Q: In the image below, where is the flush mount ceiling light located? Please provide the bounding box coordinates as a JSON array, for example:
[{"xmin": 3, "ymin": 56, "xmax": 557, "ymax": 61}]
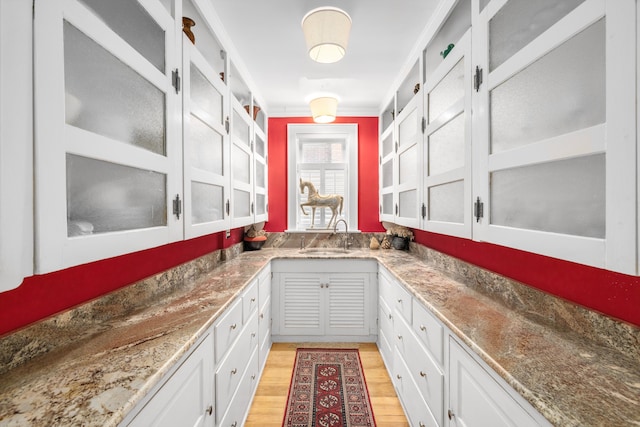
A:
[
  {"xmin": 309, "ymin": 96, "xmax": 338, "ymax": 123},
  {"xmin": 301, "ymin": 7, "xmax": 352, "ymax": 64}
]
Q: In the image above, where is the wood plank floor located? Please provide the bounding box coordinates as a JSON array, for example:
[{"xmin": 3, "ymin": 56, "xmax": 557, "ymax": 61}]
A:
[{"xmin": 245, "ymin": 342, "xmax": 409, "ymax": 427}]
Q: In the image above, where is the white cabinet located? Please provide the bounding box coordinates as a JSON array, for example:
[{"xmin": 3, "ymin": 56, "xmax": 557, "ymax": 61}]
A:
[
  {"xmin": 448, "ymin": 337, "xmax": 550, "ymax": 427},
  {"xmin": 213, "ymin": 274, "xmax": 263, "ymax": 427},
  {"xmin": 272, "ymin": 259, "xmax": 378, "ymax": 341},
  {"xmin": 377, "ymin": 266, "xmax": 550, "ymax": 427},
  {"xmin": 257, "ymin": 266, "xmax": 272, "ymax": 370},
  {"xmin": 125, "ymin": 333, "xmax": 214, "ymax": 427},
  {"xmin": 30, "ymin": 0, "xmax": 269, "ymax": 275},
  {"xmin": 381, "ymin": 0, "xmax": 639, "ymax": 275}
]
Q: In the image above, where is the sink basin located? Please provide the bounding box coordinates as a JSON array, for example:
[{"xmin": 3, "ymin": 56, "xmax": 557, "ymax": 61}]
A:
[{"xmin": 299, "ymin": 248, "xmax": 348, "ymax": 255}]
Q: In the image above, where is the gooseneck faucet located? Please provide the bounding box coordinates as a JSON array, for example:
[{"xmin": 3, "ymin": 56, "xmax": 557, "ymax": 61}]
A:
[{"xmin": 333, "ymin": 219, "xmax": 349, "ymax": 250}]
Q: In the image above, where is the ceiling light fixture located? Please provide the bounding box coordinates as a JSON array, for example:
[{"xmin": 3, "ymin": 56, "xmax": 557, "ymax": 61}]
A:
[
  {"xmin": 301, "ymin": 7, "xmax": 352, "ymax": 64},
  {"xmin": 309, "ymin": 96, "xmax": 338, "ymax": 123}
]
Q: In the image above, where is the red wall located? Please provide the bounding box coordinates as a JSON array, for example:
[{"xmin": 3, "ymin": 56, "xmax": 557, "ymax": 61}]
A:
[
  {"xmin": 0, "ymin": 228, "xmax": 244, "ymax": 336},
  {"xmin": 266, "ymin": 117, "xmax": 385, "ymax": 233}
]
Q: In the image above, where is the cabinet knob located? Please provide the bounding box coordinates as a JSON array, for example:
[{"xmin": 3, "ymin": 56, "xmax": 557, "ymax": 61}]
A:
[
  {"xmin": 251, "ymin": 297, "xmax": 256, "ymax": 302},
  {"xmin": 231, "ymin": 368, "xmax": 238, "ymax": 375},
  {"xmin": 231, "ymin": 422, "xmax": 238, "ymax": 427},
  {"xmin": 251, "ymin": 374, "xmax": 256, "ymax": 380},
  {"xmin": 396, "ymin": 374, "xmax": 402, "ymax": 379},
  {"xmin": 230, "ymin": 323, "xmax": 237, "ymax": 330},
  {"xmin": 251, "ymin": 332, "xmax": 256, "ymax": 338},
  {"xmin": 448, "ymin": 409, "xmax": 455, "ymax": 420},
  {"xmin": 397, "ymin": 298, "xmax": 402, "ymax": 303},
  {"xmin": 397, "ymin": 335, "xmax": 403, "ymax": 340},
  {"xmin": 260, "ymin": 313, "xmax": 264, "ymax": 318},
  {"xmin": 420, "ymin": 325, "xmax": 426, "ymax": 331},
  {"xmin": 388, "ymin": 314, "xmax": 392, "ymax": 320},
  {"xmin": 419, "ymin": 423, "xmax": 425, "ymax": 427},
  {"xmin": 420, "ymin": 371, "xmax": 427, "ymax": 377},
  {"xmin": 206, "ymin": 405, "xmax": 213, "ymax": 416}
]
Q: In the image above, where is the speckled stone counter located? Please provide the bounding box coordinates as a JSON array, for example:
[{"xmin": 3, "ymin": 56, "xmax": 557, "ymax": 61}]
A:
[{"xmin": 1, "ymin": 242, "xmax": 639, "ymax": 426}]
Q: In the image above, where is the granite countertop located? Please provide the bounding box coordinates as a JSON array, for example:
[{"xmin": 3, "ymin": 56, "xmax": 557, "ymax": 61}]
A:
[{"xmin": 0, "ymin": 247, "xmax": 639, "ymax": 426}]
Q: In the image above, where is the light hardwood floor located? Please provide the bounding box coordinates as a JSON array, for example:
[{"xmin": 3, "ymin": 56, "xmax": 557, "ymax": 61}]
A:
[{"xmin": 245, "ymin": 342, "xmax": 409, "ymax": 427}]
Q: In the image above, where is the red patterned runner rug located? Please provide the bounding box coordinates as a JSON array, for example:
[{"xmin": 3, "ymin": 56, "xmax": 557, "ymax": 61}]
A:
[{"xmin": 283, "ymin": 348, "xmax": 376, "ymax": 427}]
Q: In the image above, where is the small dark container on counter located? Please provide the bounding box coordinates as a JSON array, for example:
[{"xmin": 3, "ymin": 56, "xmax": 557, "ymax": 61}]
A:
[
  {"xmin": 391, "ymin": 236, "xmax": 409, "ymax": 250},
  {"xmin": 244, "ymin": 236, "xmax": 266, "ymax": 251}
]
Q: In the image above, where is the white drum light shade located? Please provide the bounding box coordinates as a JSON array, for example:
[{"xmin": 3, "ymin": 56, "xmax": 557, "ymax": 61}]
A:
[
  {"xmin": 309, "ymin": 97, "xmax": 338, "ymax": 123},
  {"xmin": 302, "ymin": 7, "xmax": 352, "ymax": 63}
]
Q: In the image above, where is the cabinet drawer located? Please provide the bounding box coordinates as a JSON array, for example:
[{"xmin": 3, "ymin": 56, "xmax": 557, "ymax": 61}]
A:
[
  {"xmin": 394, "ymin": 283, "xmax": 412, "ymax": 322},
  {"xmin": 378, "ymin": 267, "xmax": 396, "ymax": 305},
  {"xmin": 412, "ymin": 299, "xmax": 444, "ymax": 366},
  {"xmin": 214, "ymin": 299, "xmax": 243, "ymax": 363},
  {"xmin": 393, "ymin": 348, "xmax": 439, "ymax": 427},
  {"xmin": 215, "ymin": 313, "xmax": 259, "ymax": 423},
  {"xmin": 396, "ymin": 315, "xmax": 444, "ymax": 426},
  {"xmin": 243, "ymin": 279, "xmax": 259, "ymax": 324},
  {"xmin": 219, "ymin": 347, "xmax": 260, "ymax": 427}
]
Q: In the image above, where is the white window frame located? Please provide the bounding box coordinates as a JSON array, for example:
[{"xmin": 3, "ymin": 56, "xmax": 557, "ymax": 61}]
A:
[{"xmin": 287, "ymin": 124, "xmax": 358, "ymax": 231}]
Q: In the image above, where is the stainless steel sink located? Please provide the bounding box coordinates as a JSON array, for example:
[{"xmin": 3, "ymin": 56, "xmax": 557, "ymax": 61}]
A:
[{"xmin": 299, "ymin": 247, "xmax": 348, "ymax": 255}]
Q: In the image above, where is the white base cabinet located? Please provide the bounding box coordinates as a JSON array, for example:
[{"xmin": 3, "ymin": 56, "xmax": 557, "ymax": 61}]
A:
[
  {"xmin": 125, "ymin": 333, "xmax": 214, "ymax": 427},
  {"xmin": 377, "ymin": 266, "xmax": 551, "ymax": 427},
  {"xmin": 272, "ymin": 259, "xmax": 378, "ymax": 342}
]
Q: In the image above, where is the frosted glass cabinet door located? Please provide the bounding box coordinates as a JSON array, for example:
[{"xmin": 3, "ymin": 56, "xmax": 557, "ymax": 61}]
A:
[
  {"xmin": 230, "ymin": 99, "xmax": 255, "ymax": 228},
  {"xmin": 423, "ymin": 30, "xmax": 472, "ymax": 238},
  {"xmin": 474, "ymin": 0, "xmax": 637, "ymax": 273},
  {"xmin": 183, "ymin": 40, "xmax": 230, "ymax": 238},
  {"xmin": 378, "ymin": 126, "xmax": 395, "ymax": 223},
  {"xmin": 394, "ymin": 96, "xmax": 421, "ymax": 228},
  {"xmin": 34, "ymin": 0, "xmax": 180, "ymax": 273},
  {"xmin": 254, "ymin": 126, "xmax": 268, "ymax": 223}
]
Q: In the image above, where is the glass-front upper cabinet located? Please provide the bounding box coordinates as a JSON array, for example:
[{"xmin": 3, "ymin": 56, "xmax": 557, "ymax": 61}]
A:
[
  {"xmin": 182, "ymin": 34, "xmax": 230, "ymax": 238},
  {"xmin": 230, "ymin": 97, "xmax": 255, "ymax": 228},
  {"xmin": 34, "ymin": 0, "xmax": 181, "ymax": 273},
  {"xmin": 394, "ymin": 95, "xmax": 422, "ymax": 228},
  {"xmin": 422, "ymin": 29, "xmax": 472, "ymax": 238},
  {"xmin": 253, "ymin": 117, "xmax": 269, "ymax": 223},
  {"xmin": 472, "ymin": 0, "xmax": 636, "ymax": 273}
]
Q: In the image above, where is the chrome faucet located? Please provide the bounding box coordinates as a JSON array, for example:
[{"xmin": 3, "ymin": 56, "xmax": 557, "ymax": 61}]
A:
[{"xmin": 333, "ymin": 219, "xmax": 349, "ymax": 250}]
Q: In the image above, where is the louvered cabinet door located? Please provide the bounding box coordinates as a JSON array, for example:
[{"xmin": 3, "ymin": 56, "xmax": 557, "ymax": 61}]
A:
[
  {"xmin": 325, "ymin": 273, "xmax": 371, "ymax": 336},
  {"xmin": 279, "ymin": 274, "xmax": 323, "ymax": 336}
]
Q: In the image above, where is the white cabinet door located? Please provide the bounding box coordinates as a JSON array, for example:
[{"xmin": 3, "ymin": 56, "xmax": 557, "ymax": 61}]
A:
[
  {"xmin": 126, "ymin": 334, "xmax": 214, "ymax": 427},
  {"xmin": 472, "ymin": 0, "xmax": 637, "ymax": 273},
  {"xmin": 448, "ymin": 338, "xmax": 546, "ymax": 427},
  {"xmin": 325, "ymin": 273, "xmax": 372, "ymax": 336},
  {"xmin": 182, "ymin": 38, "xmax": 231, "ymax": 239},
  {"xmin": 230, "ymin": 97, "xmax": 255, "ymax": 228},
  {"xmin": 34, "ymin": 0, "xmax": 182, "ymax": 273},
  {"xmin": 277, "ymin": 272, "xmax": 323, "ymax": 336},
  {"xmin": 0, "ymin": 0, "xmax": 33, "ymax": 292},
  {"xmin": 253, "ymin": 124, "xmax": 269, "ymax": 223}
]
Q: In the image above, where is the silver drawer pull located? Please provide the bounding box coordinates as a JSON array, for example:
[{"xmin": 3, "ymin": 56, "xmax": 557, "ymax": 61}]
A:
[
  {"xmin": 251, "ymin": 332, "xmax": 256, "ymax": 337},
  {"xmin": 397, "ymin": 335, "xmax": 403, "ymax": 340},
  {"xmin": 420, "ymin": 371, "xmax": 427, "ymax": 377},
  {"xmin": 231, "ymin": 422, "xmax": 238, "ymax": 427},
  {"xmin": 251, "ymin": 297, "xmax": 256, "ymax": 302},
  {"xmin": 396, "ymin": 374, "xmax": 402, "ymax": 379},
  {"xmin": 206, "ymin": 405, "xmax": 212, "ymax": 416},
  {"xmin": 230, "ymin": 323, "xmax": 237, "ymax": 329},
  {"xmin": 420, "ymin": 325, "xmax": 426, "ymax": 331},
  {"xmin": 251, "ymin": 374, "xmax": 256, "ymax": 380},
  {"xmin": 231, "ymin": 368, "xmax": 238, "ymax": 375},
  {"xmin": 419, "ymin": 423, "xmax": 425, "ymax": 427},
  {"xmin": 397, "ymin": 299, "xmax": 402, "ymax": 303}
]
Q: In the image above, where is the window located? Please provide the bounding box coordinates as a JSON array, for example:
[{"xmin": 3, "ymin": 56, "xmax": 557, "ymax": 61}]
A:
[{"xmin": 287, "ymin": 124, "xmax": 358, "ymax": 231}]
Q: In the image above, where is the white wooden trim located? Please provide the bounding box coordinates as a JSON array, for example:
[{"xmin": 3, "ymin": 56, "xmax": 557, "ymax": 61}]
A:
[
  {"xmin": 487, "ymin": 125, "xmax": 606, "ymax": 172},
  {"xmin": 287, "ymin": 124, "xmax": 359, "ymax": 231}
]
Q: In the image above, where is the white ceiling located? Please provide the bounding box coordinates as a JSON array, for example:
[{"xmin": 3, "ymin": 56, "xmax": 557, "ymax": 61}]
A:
[{"xmin": 208, "ymin": 0, "xmax": 440, "ymax": 117}]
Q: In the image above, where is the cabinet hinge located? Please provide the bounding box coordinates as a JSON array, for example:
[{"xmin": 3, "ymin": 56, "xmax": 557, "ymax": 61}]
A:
[
  {"xmin": 421, "ymin": 203, "xmax": 426, "ymax": 219},
  {"xmin": 251, "ymin": 141, "xmax": 254, "ymax": 152},
  {"xmin": 395, "ymin": 142, "xmax": 398, "ymax": 153},
  {"xmin": 251, "ymin": 202, "xmax": 254, "ymax": 214},
  {"xmin": 225, "ymin": 199, "xmax": 230, "ymax": 215},
  {"xmin": 474, "ymin": 196, "xmax": 484, "ymax": 222},
  {"xmin": 395, "ymin": 203, "xmax": 399, "ymax": 215},
  {"xmin": 379, "ymin": 204, "xmax": 382, "ymax": 214},
  {"xmin": 473, "ymin": 66, "xmax": 483, "ymax": 92},
  {"xmin": 225, "ymin": 116, "xmax": 230, "ymax": 134},
  {"xmin": 379, "ymin": 155, "xmax": 382, "ymax": 165},
  {"xmin": 421, "ymin": 117, "xmax": 426, "ymax": 134},
  {"xmin": 172, "ymin": 69, "xmax": 181, "ymax": 94},
  {"xmin": 172, "ymin": 194, "xmax": 182, "ymax": 219}
]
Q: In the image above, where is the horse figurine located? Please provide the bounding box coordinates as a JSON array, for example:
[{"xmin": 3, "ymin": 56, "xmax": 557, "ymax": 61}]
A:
[{"xmin": 299, "ymin": 178, "xmax": 344, "ymax": 229}]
